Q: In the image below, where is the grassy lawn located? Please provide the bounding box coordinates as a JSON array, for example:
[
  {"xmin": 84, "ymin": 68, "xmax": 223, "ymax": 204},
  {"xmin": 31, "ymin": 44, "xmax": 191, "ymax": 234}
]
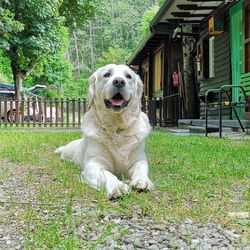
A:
[{"xmin": 0, "ymin": 130, "xmax": 249, "ymax": 248}]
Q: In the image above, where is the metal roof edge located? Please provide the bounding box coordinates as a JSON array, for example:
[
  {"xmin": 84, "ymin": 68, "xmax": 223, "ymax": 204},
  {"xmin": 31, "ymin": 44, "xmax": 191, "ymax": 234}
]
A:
[
  {"xmin": 126, "ymin": 31, "xmax": 154, "ymax": 65},
  {"xmin": 150, "ymin": 0, "xmax": 175, "ymax": 29}
]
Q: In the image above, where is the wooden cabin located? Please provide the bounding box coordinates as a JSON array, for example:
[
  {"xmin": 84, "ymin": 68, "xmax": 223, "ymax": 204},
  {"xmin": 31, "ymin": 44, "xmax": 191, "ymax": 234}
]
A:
[{"xmin": 128, "ymin": 0, "xmax": 250, "ymax": 130}]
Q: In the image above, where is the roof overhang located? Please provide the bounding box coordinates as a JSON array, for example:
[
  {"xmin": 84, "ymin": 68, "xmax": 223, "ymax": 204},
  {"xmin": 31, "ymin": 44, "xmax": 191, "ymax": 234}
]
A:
[
  {"xmin": 127, "ymin": 26, "xmax": 171, "ymax": 65},
  {"xmin": 128, "ymin": 0, "xmax": 225, "ymax": 66},
  {"xmin": 151, "ymin": 0, "xmax": 224, "ymax": 26}
]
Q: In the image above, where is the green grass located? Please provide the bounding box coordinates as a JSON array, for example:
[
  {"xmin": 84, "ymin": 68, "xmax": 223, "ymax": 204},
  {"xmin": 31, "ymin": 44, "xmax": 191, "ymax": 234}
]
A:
[{"xmin": 0, "ymin": 130, "xmax": 249, "ymax": 248}]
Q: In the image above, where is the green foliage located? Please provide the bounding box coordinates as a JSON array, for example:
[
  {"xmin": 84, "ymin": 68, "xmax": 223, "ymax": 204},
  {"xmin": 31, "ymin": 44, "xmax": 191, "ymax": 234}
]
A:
[
  {"xmin": 0, "ymin": 0, "xmax": 160, "ymax": 98},
  {"xmin": 0, "ymin": 0, "xmax": 64, "ymax": 72},
  {"xmin": 0, "ymin": 5, "xmax": 24, "ymax": 50},
  {"xmin": 0, "ymin": 49, "xmax": 12, "ymax": 83},
  {"xmin": 96, "ymin": 47, "xmax": 128, "ymax": 68},
  {"xmin": 140, "ymin": 5, "xmax": 160, "ymax": 37},
  {"xmin": 59, "ymin": 0, "xmax": 96, "ymax": 29}
]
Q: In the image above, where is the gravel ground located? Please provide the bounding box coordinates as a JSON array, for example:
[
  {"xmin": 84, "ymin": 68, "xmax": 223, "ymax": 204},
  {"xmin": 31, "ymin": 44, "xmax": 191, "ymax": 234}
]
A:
[{"xmin": 0, "ymin": 161, "xmax": 249, "ymax": 250}]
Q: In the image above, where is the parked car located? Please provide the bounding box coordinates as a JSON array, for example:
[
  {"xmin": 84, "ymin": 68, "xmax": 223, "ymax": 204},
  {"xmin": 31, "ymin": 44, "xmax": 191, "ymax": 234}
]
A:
[
  {"xmin": 0, "ymin": 84, "xmax": 56, "ymax": 123},
  {"xmin": 0, "ymin": 90, "xmax": 16, "ymax": 122}
]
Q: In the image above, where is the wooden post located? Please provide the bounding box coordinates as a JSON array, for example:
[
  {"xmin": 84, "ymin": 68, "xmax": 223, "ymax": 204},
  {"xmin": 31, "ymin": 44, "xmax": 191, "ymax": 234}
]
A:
[
  {"xmin": 50, "ymin": 98, "xmax": 53, "ymax": 127},
  {"xmin": 78, "ymin": 98, "xmax": 81, "ymax": 128},
  {"xmin": 4, "ymin": 97, "xmax": 7, "ymax": 127},
  {"xmin": 66, "ymin": 98, "xmax": 69, "ymax": 129},
  {"xmin": 44, "ymin": 98, "xmax": 47, "ymax": 127},
  {"xmin": 55, "ymin": 99, "xmax": 58, "ymax": 127},
  {"xmin": 27, "ymin": 98, "xmax": 30, "ymax": 127},
  {"xmin": 15, "ymin": 98, "xmax": 19, "ymax": 127},
  {"xmin": 182, "ymin": 24, "xmax": 198, "ymax": 119},
  {"xmin": 61, "ymin": 98, "xmax": 64, "ymax": 127},
  {"xmin": 72, "ymin": 98, "xmax": 75, "ymax": 128}
]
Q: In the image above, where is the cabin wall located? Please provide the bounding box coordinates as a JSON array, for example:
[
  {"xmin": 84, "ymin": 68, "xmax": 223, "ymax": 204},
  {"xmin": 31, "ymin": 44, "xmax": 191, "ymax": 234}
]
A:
[{"xmin": 198, "ymin": 5, "xmax": 232, "ymax": 119}]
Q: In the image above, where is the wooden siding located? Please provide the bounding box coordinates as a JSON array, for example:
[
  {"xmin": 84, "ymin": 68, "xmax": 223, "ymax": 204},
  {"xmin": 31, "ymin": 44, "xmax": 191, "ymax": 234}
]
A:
[{"xmin": 199, "ymin": 6, "xmax": 232, "ymax": 119}]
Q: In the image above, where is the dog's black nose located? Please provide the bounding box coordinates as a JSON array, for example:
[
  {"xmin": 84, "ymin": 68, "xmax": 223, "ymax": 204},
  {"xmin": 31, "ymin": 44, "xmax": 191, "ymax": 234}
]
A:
[{"xmin": 113, "ymin": 77, "xmax": 125, "ymax": 88}]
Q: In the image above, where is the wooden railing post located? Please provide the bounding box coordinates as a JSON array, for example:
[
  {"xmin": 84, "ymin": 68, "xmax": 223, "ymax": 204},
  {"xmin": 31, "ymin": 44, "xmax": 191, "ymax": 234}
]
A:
[
  {"xmin": 61, "ymin": 98, "xmax": 64, "ymax": 127},
  {"xmin": 27, "ymin": 97, "xmax": 30, "ymax": 127},
  {"xmin": 49, "ymin": 98, "xmax": 53, "ymax": 127},
  {"xmin": 66, "ymin": 98, "xmax": 69, "ymax": 129},
  {"xmin": 21, "ymin": 97, "xmax": 24, "ymax": 127},
  {"xmin": 72, "ymin": 98, "xmax": 75, "ymax": 128},
  {"xmin": 78, "ymin": 98, "xmax": 81, "ymax": 128},
  {"xmin": 44, "ymin": 98, "xmax": 47, "ymax": 127},
  {"xmin": 55, "ymin": 98, "xmax": 58, "ymax": 127}
]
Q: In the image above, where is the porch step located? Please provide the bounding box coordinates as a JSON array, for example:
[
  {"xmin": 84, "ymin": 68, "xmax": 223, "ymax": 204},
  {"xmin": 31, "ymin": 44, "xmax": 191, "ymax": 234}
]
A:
[
  {"xmin": 188, "ymin": 125, "xmax": 233, "ymax": 133},
  {"xmin": 179, "ymin": 119, "xmax": 250, "ymax": 128},
  {"xmin": 188, "ymin": 126, "xmax": 218, "ymax": 133}
]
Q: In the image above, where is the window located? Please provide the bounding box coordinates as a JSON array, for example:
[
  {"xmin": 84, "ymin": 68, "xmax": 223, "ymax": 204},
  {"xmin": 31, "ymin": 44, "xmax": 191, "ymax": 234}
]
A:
[
  {"xmin": 203, "ymin": 36, "xmax": 215, "ymax": 79},
  {"xmin": 209, "ymin": 36, "xmax": 215, "ymax": 78},
  {"xmin": 243, "ymin": 1, "xmax": 250, "ymax": 72},
  {"xmin": 153, "ymin": 48, "xmax": 163, "ymax": 92}
]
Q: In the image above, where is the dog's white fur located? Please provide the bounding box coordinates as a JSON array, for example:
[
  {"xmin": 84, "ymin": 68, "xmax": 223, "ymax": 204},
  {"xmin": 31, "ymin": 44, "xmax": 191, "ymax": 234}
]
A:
[{"xmin": 55, "ymin": 64, "xmax": 153, "ymax": 199}]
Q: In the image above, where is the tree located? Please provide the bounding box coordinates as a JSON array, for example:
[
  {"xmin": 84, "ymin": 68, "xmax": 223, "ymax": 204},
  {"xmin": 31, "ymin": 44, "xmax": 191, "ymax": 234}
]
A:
[
  {"xmin": 140, "ymin": 5, "xmax": 160, "ymax": 37},
  {"xmin": 0, "ymin": 0, "xmax": 94, "ymax": 98},
  {"xmin": 67, "ymin": 0, "xmax": 158, "ymax": 79},
  {"xmin": 96, "ymin": 47, "xmax": 128, "ymax": 67}
]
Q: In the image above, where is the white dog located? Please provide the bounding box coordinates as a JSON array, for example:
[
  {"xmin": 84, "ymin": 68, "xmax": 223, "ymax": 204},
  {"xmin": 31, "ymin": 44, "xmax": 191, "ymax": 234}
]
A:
[{"xmin": 55, "ymin": 64, "xmax": 153, "ymax": 199}]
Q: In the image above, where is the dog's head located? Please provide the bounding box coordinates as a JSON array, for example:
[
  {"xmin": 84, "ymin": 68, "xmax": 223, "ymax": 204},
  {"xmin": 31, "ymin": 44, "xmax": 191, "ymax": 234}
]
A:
[{"xmin": 88, "ymin": 64, "xmax": 143, "ymax": 112}]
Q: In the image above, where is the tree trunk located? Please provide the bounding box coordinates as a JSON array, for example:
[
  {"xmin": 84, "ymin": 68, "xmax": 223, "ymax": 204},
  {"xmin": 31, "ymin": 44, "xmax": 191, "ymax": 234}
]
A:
[
  {"xmin": 14, "ymin": 72, "xmax": 24, "ymax": 100},
  {"xmin": 182, "ymin": 24, "xmax": 198, "ymax": 118},
  {"xmin": 89, "ymin": 24, "xmax": 95, "ymax": 71},
  {"xmin": 73, "ymin": 31, "xmax": 80, "ymax": 78},
  {"xmin": 11, "ymin": 60, "xmax": 25, "ymax": 100},
  {"xmin": 9, "ymin": 45, "xmax": 26, "ymax": 99}
]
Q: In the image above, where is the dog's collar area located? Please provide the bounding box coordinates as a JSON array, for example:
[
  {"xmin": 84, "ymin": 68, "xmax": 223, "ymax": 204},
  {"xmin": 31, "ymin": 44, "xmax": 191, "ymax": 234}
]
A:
[{"xmin": 104, "ymin": 93, "xmax": 129, "ymax": 111}]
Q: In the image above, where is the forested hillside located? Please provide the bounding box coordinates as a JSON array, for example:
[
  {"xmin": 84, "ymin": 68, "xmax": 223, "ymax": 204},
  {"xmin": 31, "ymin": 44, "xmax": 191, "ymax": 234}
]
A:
[{"xmin": 0, "ymin": 0, "xmax": 161, "ymax": 98}]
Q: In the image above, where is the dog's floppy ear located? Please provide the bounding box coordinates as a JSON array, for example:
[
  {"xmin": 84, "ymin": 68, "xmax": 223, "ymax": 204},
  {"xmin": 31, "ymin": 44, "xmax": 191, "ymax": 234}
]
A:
[
  {"xmin": 136, "ymin": 74, "xmax": 143, "ymax": 98},
  {"xmin": 88, "ymin": 73, "xmax": 96, "ymax": 106}
]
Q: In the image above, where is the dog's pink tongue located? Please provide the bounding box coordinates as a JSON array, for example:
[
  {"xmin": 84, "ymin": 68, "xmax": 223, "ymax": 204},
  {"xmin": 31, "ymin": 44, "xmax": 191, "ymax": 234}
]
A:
[{"xmin": 110, "ymin": 99, "xmax": 125, "ymax": 106}]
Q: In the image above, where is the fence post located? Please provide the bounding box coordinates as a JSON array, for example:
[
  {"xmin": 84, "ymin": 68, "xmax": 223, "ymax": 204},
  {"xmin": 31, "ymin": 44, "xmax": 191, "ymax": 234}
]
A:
[
  {"xmin": 21, "ymin": 97, "xmax": 24, "ymax": 127},
  {"xmin": 4, "ymin": 97, "xmax": 7, "ymax": 127},
  {"xmin": 10, "ymin": 97, "xmax": 13, "ymax": 126},
  {"xmin": 15, "ymin": 98, "xmax": 19, "ymax": 127},
  {"xmin": 61, "ymin": 98, "xmax": 64, "ymax": 127},
  {"xmin": 27, "ymin": 98, "xmax": 30, "ymax": 127},
  {"xmin": 32, "ymin": 98, "xmax": 36, "ymax": 127},
  {"xmin": 38, "ymin": 97, "xmax": 42, "ymax": 127},
  {"xmin": 78, "ymin": 98, "xmax": 81, "ymax": 128},
  {"xmin": 50, "ymin": 98, "xmax": 53, "ymax": 127},
  {"xmin": 72, "ymin": 98, "xmax": 75, "ymax": 128},
  {"xmin": 83, "ymin": 98, "xmax": 87, "ymax": 113},
  {"xmin": 66, "ymin": 98, "xmax": 69, "ymax": 129},
  {"xmin": 55, "ymin": 98, "xmax": 58, "ymax": 127},
  {"xmin": 44, "ymin": 98, "xmax": 47, "ymax": 127}
]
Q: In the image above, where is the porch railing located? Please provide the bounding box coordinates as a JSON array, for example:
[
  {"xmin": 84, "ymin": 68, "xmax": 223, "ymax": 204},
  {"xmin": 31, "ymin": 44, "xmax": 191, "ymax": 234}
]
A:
[{"xmin": 142, "ymin": 93, "xmax": 184, "ymax": 127}]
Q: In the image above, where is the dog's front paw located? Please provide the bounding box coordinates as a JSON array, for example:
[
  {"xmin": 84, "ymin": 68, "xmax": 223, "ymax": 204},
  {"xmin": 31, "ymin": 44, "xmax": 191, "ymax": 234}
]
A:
[
  {"xmin": 130, "ymin": 178, "xmax": 154, "ymax": 191},
  {"xmin": 106, "ymin": 181, "xmax": 129, "ymax": 199}
]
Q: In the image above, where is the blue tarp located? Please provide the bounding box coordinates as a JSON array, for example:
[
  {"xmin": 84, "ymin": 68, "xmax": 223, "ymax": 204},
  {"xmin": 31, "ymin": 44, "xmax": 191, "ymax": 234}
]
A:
[
  {"xmin": 0, "ymin": 83, "xmax": 39, "ymax": 94},
  {"xmin": 0, "ymin": 83, "xmax": 15, "ymax": 90}
]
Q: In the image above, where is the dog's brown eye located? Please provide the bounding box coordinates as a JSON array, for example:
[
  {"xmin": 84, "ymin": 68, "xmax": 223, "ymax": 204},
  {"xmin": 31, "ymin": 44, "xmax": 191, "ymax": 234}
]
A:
[
  {"xmin": 126, "ymin": 74, "xmax": 132, "ymax": 79},
  {"xmin": 104, "ymin": 72, "xmax": 111, "ymax": 78}
]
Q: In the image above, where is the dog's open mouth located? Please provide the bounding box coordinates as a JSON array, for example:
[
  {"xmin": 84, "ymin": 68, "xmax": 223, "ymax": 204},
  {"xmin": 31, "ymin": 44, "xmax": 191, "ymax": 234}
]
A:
[{"xmin": 104, "ymin": 93, "xmax": 129, "ymax": 111}]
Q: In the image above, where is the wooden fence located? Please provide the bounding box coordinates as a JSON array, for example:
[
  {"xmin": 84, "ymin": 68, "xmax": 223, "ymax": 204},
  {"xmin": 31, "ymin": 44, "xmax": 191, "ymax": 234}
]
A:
[
  {"xmin": 0, "ymin": 95, "xmax": 184, "ymax": 129},
  {"xmin": 0, "ymin": 98, "xmax": 88, "ymax": 128},
  {"xmin": 142, "ymin": 94, "xmax": 185, "ymax": 127}
]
